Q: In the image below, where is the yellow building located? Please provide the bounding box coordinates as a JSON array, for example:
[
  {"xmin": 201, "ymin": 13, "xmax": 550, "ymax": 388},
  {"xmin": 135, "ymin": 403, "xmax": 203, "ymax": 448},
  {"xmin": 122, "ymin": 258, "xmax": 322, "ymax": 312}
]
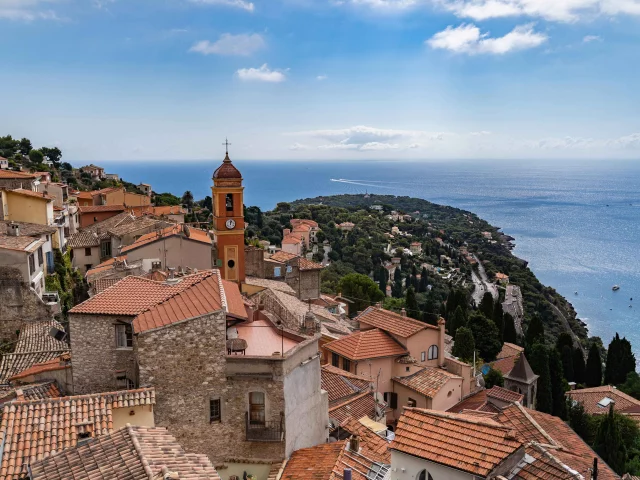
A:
[{"xmin": 0, "ymin": 189, "xmax": 60, "ymax": 247}]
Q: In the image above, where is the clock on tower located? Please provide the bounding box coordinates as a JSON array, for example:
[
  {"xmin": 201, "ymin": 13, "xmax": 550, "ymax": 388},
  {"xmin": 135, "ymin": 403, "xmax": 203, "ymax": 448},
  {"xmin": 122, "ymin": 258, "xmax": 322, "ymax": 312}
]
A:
[{"xmin": 211, "ymin": 140, "xmax": 245, "ymax": 283}]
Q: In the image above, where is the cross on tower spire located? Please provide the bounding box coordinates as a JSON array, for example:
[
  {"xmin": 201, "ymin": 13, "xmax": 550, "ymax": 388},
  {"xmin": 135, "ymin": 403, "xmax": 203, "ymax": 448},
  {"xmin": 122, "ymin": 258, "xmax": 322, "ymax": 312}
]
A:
[{"xmin": 222, "ymin": 137, "xmax": 231, "ymax": 155}]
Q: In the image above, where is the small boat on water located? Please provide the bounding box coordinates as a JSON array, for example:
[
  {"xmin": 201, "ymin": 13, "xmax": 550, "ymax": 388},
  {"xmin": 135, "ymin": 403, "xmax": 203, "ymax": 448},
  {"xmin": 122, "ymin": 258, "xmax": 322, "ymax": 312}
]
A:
[{"xmin": 613, "ymin": 285, "xmax": 620, "ymax": 291}]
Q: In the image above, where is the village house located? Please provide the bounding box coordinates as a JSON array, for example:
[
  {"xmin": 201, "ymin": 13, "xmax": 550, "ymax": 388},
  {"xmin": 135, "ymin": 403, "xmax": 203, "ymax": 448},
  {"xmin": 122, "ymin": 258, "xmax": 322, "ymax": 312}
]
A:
[
  {"xmin": 0, "ymin": 224, "xmax": 50, "ymax": 299},
  {"xmin": 0, "ymin": 188, "xmax": 54, "ymax": 230},
  {"xmin": 495, "ymin": 272, "xmax": 510, "ymax": 285},
  {"xmin": 28, "ymin": 425, "xmax": 220, "ymax": 480},
  {"xmin": 0, "ymin": 156, "xmax": 8, "ymax": 169},
  {"xmin": 79, "ymin": 164, "xmax": 106, "ymax": 180},
  {"xmin": 68, "ymin": 268, "xmax": 329, "ymax": 465},
  {"xmin": 77, "ymin": 204, "xmax": 126, "ymax": 228},
  {"xmin": 104, "ymin": 172, "xmax": 119, "ymax": 181},
  {"xmin": 0, "ymin": 169, "xmax": 38, "ymax": 190},
  {"xmin": 337, "ymin": 221, "xmax": 354, "ymax": 232},
  {"xmin": 85, "ymin": 255, "xmax": 145, "ymax": 295},
  {"xmin": 0, "ymin": 388, "xmax": 156, "ymax": 479},
  {"xmin": 566, "ymin": 385, "xmax": 640, "ymax": 424},
  {"xmin": 36, "ymin": 181, "xmax": 68, "ymax": 208},
  {"xmin": 92, "ymin": 186, "xmax": 152, "ymax": 207},
  {"xmin": 281, "ymin": 230, "xmax": 305, "ymax": 256},
  {"xmin": 409, "ymin": 241, "xmax": 422, "ymax": 254},
  {"xmin": 138, "ymin": 182, "xmax": 152, "ymax": 195}
]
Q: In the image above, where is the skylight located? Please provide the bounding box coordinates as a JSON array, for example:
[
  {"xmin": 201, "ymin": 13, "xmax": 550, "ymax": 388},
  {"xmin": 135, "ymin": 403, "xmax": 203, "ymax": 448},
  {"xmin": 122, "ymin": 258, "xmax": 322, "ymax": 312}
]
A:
[{"xmin": 597, "ymin": 397, "xmax": 614, "ymax": 408}]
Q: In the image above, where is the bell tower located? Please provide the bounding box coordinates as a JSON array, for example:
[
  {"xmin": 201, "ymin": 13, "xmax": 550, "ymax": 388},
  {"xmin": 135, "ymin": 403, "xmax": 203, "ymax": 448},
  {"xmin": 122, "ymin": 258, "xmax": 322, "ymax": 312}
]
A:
[{"xmin": 211, "ymin": 140, "xmax": 245, "ymax": 283}]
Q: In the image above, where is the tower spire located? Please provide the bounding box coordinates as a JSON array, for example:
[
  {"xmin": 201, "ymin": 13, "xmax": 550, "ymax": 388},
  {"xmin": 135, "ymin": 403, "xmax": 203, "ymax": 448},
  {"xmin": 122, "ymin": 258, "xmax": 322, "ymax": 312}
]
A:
[{"xmin": 222, "ymin": 137, "xmax": 231, "ymax": 160}]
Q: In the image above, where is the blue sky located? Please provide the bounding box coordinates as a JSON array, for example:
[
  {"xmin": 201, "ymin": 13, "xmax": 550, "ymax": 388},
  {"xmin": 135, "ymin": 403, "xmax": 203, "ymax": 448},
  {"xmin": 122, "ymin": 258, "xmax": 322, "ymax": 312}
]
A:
[{"xmin": 1, "ymin": 0, "xmax": 639, "ymax": 161}]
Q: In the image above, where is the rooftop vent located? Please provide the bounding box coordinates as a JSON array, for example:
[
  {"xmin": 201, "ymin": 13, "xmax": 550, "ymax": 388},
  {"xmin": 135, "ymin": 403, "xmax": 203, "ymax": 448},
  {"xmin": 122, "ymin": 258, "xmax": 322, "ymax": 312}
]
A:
[
  {"xmin": 6, "ymin": 222, "xmax": 19, "ymax": 237},
  {"xmin": 165, "ymin": 267, "xmax": 182, "ymax": 286}
]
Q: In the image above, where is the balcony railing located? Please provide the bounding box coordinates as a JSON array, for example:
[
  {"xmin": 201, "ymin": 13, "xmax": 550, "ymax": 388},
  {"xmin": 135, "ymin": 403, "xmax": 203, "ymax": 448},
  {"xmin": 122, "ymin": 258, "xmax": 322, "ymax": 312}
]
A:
[{"xmin": 245, "ymin": 412, "xmax": 284, "ymax": 442}]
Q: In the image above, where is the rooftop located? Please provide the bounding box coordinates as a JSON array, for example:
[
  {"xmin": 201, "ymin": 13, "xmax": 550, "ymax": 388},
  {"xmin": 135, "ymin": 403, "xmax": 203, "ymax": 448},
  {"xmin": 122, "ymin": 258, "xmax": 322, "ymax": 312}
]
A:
[
  {"xmin": 505, "ymin": 353, "xmax": 538, "ymax": 384},
  {"xmin": 67, "ymin": 212, "xmax": 135, "ymax": 249},
  {"xmin": 244, "ymin": 276, "xmax": 296, "ymax": 295},
  {"xmin": 329, "ymin": 391, "xmax": 382, "ymax": 425},
  {"xmin": 78, "ymin": 204, "xmax": 126, "ymax": 213},
  {"xmin": 357, "ymin": 306, "xmax": 438, "ymax": 338},
  {"xmin": 390, "ymin": 408, "xmax": 522, "ymax": 477},
  {"xmin": 392, "ymin": 367, "xmax": 462, "ymax": 399},
  {"xmin": 321, "ymin": 364, "xmax": 371, "ymax": 404},
  {"xmin": 107, "ymin": 215, "xmax": 167, "ymax": 237},
  {"xmin": 0, "ymin": 235, "xmax": 44, "ymax": 253},
  {"xmin": 566, "ymin": 385, "xmax": 640, "ymax": 415},
  {"xmin": 0, "ymin": 220, "xmax": 57, "ymax": 236},
  {"xmin": 0, "ymin": 388, "xmax": 156, "ymax": 480},
  {"xmin": 486, "ymin": 385, "xmax": 525, "ymax": 403},
  {"xmin": 5, "ymin": 188, "xmax": 52, "ymax": 201},
  {"xmin": 121, "ymin": 224, "xmax": 211, "ymax": 253},
  {"xmin": 233, "ymin": 318, "xmax": 301, "ymax": 356},
  {"xmin": 339, "ymin": 417, "xmax": 390, "ymax": 462},
  {"xmin": 0, "ymin": 170, "xmax": 35, "ymax": 179},
  {"xmin": 213, "ymin": 153, "xmax": 242, "ymax": 180},
  {"xmin": 269, "ymin": 251, "xmax": 298, "ymax": 263},
  {"xmin": 0, "ymin": 381, "xmax": 61, "ymax": 405},
  {"xmin": 324, "ymin": 328, "xmax": 408, "ymax": 361},
  {"xmin": 29, "ymin": 425, "xmax": 220, "ymax": 480},
  {"xmin": 9, "ymin": 354, "xmax": 71, "ymax": 382}
]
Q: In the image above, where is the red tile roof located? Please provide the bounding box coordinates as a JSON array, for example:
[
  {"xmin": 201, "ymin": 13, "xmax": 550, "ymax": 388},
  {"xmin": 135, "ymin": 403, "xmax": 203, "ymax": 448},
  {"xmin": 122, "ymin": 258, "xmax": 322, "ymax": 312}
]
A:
[
  {"xmin": 447, "ymin": 389, "xmax": 487, "ymax": 413},
  {"xmin": 392, "ymin": 367, "xmax": 462, "ymax": 399},
  {"xmin": 566, "ymin": 385, "xmax": 640, "ymax": 415},
  {"xmin": 282, "ymin": 234, "xmax": 303, "ymax": 245},
  {"xmin": 78, "ymin": 204, "xmax": 126, "ymax": 213},
  {"xmin": 213, "ymin": 154, "xmax": 242, "ymax": 179},
  {"xmin": 6, "ymin": 188, "xmax": 52, "ymax": 201},
  {"xmin": 321, "ymin": 364, "xmax": 371, "ymax": 404},
  {"xmin": 390, "ymin": 408, "xmax": 522, "ymax": 477},
  {"xmin": 298, "ymin": 257, "xmax": 324, "ymax": 270},
  {"xmin": 0, "ymin": 388, "xmax": 155, "ymax": 480},
  {"xmin": 357, "ymin": 306, "xmax": 437, "ymax": 338},
  {"xmin": 486, "ymin": 385, "xmax": 525, "ymax": 403},
  {"xmin": 0, "ymin": 170, "xmax": 36, "ymax": 179},
  {"xmin": 339, "ymin": 417, "xmax": 390, "ymax": 462},
  {"xmin": 324, "ymin": 329, "xmax": 408, "ymax": 361},
  {"xmin": 269, "ymin": 251, "xmax": 298, "ymax": 263},
  {"xmin": 491, "ymin": 342, "xmax": 526, "ymax": 375},
  {"xmin": 329, "ymin": 391, "xmax": 380, "ymax": 424},
  {"xmin": 29, "ymin": 425, "xmax": 220, "ymax": 480},
  {"xmin": 9, "ymin": 355, "xmax": 70, "ymax": 381},
  {"xmin": 0, "ymin": 381, "xmax": 61, "ymax": 405},
  {"xmin": 121, "ymin": 224, "xmax": 210, "ymax": 253}
]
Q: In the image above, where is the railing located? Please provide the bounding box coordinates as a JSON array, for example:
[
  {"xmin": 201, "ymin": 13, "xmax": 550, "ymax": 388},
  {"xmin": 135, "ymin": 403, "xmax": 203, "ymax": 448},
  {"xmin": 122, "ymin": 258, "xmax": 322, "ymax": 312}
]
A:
[{"xmin": 245, "ymin": 412, "xmax": 284, "ymax": 442}]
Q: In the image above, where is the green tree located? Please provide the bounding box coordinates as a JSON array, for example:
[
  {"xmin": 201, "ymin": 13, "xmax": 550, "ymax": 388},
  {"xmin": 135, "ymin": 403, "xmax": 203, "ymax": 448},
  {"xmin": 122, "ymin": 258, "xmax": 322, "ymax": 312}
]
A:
[
  {"xmin": 468, "ymin": 313, "xmax": 502, "ymax": 362},
  {"xmin": 18, "ymin": 137, "xmax": 33, "ymax": 155},
  {"xmin": 391, "ymin": 268, "xmax": 403, "ymax": 298},
  {"xmin": 594, "ymin": 405, "xmax": 627, "ymax": 475},
  {"xmin": 567, "ymin": 400, "xmax": 595, "ymax": 445},
  {"xmin": 182, "ymin": 190, "xmax": 194, "ymax": 209},
  {"xmin": 28, "ymin": 149, "xmax": 44, "ymax": 164},
  {"xmin": 573, "ymin": 348, "xmax": 586, "ymax": 385},
  {"xmin": 479, "ymin": 291, "xmax": 494, "ymax": 319},
  {"xmin": 337, "ymin": 273, "xmax": 384, "ymax": 316},
  {"xmin": 503, "ymin": 312, "xmax": 518, "ymax": 344},
  {"xmin": 585, "ymin": 343, "xmax": 603, "ymax": 387},
  {"xmin": 492, "ymin": 300, "xmax": 504, "ymax": 341},
  {"xmin": 484, "ymin": 367, "xmax": 504, "ymax": 389},
  {"xmin": 549, "ymin": 348, "xmax": 568, "ymax": 419},
  {"xmin": 529, "ymin": 344, "xmax": 553, "ymax": 414},
  {"xmin": 450, "ymin": 306, "xmax": 467, "ymax": 336},
  {"xmin": 525, "ymin": 314, "xmax": 545, "ymax": 350},
  {"xmin": 418, "ymin": 266, "xmax": 428, "ymax": 293},
  {"xmin": 605, "ymin": 333, "xmax": 637, "ymax": 386},
  {"xmin": 40, "ymin": 146, "xmax": 62, "ymax": 167},
  {"xmin": 405, "ymin": 287, "xmax": 420, "ymax": 320},
  {"xmin": 452, "ymin": 327, "xmax": 475, "ymax": 362},
  {"xmin": 619, "ymin": 372, "xmax": 640, "ymax": 400},
  {"xmin": 555, "ymin": 332, "xmax": 574, "ymax": 353},
  {"xmin": 561, "ymin": 345, "xmax": 575, "ymax": 383},
  {"xmin": 275, "ymin": 202, "xmax": 291, "ymax": 213}
]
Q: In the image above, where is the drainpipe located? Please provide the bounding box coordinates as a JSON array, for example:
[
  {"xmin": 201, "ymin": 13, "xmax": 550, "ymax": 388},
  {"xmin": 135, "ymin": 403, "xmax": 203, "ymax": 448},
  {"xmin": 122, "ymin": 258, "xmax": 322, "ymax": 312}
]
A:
[{"xmin": 438, "ymin": 317, "xmax": 446, "ymax": 368}]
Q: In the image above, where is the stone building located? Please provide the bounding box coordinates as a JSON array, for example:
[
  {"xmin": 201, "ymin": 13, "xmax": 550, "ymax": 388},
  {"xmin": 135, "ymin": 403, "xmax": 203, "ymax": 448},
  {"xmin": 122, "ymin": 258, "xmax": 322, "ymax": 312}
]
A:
[
  {"xmin": 0, "ymin": 169, "xmax": 38, "ymax": 190},
  {"xmin": 503, "ymin": 352, "xmax": 539, "ymax": 409}
]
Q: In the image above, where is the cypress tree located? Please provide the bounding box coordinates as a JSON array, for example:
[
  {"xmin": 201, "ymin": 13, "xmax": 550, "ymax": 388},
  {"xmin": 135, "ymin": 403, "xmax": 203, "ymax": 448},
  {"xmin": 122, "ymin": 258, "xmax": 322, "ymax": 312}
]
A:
[
  {"xmin": 572, "ymin": 347, "xmax": 586, "ymax": 385},
  {"xmin": 567, "ymin": 400, "xmax": 594, "ymax": 444},
  {"xmin": 492, "ymin": 300, "xmax": 504, "ymax": 341},
  {"xmin": 503, "ymin": 312, "xmax": 518, "ymax": 344},
  {"xmin": 451, "ymin": 306, "xmax": 467, "ymax": 336},
  {"xmin": 392, "ymin": 268, "xmax": 403, "ymax": 298},
  {"xmin": 561, "ymin": 345, "xmax": 575, "ymax": 383},
  {"xmin": 468, "ymin": 313, "xmax": 502, "ymax": 362},
  {"xmin": 529, "ymin": 344, "xmax": 553, "ymax": 414},
  {"xmin": 479, "ymin": 292, "xmax": 494, "ymax": 319},
  {"xmin": 549, "ymin": 348, "xmax": 568, "ymax": 419},
  {"xmin": 594, "ymin": 405, "xmax": 627, "ymax": 475},
  {"xmin": 418, "ymin": 267, "xmax": 428, "ymax": 293},
  {"xmin": 555, "ymin": 332, "xmax": 573, "ymax": 353},
  {"xmin": 452, "ymin": 327, "xmax": 475, "ymax": 362},
  {"xmin": 585, "ymin": 343, "xmax": 603, "ymax": 387},
  {"xmin": 405, "ymin": 287, "xmax": 420, "ymax": 320},
  {"xmin": 378, "ymin": 266, "xmax": 388, "ymax": 295},
  {"xmin": 525, "ymin": 314, "xmax": 545, "ymax": 349},
  {"xmin": 605, "ymin": 334, "xmax": 637, "ymax": 386}
]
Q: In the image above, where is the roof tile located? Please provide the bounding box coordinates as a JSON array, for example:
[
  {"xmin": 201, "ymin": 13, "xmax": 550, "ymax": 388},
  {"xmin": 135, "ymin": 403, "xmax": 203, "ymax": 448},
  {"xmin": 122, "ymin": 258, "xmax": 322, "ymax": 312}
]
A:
[
  {"xmin": 357, "ymin": 306, "xmax": 437, "ymax": 338},
  {"xmin": 324, "ymin": 329, "xmax": 408, "ymax": 361}
]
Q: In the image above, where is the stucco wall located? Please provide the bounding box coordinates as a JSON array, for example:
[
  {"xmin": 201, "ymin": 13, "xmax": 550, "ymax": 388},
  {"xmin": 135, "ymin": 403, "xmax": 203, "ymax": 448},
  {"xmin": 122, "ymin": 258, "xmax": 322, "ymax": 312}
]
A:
[
  {"xmin": 71, "ymin": 246, "xmax": 101, "ymax": 273},
  {"xmin": 431, "ymin": 377, "xmax": 463, "ymax": 411},
  {"xmin": 5, "ymin": 193, "xmax": 51, "ymax": 225},
  {"xmin": 391, "ymin": 450, "xmax": 476, "ymax": 480},
  {"xmin": 80, "ymin": 210, "xmax": 121, "ymax": 228},
  {"xmin": 69, "ymin": 313, "xmax": 137, "ymax": 394},
  {"xmin": 125, "ymin": 236, "xmax": 212, "ymax": 272},
  {"xmin": 406, "ymin": 329, "xmax": 441, "ymax": 367},
  {"xmin": 112, "ymin": 405, "xmax": 155, "ymax": 430}
]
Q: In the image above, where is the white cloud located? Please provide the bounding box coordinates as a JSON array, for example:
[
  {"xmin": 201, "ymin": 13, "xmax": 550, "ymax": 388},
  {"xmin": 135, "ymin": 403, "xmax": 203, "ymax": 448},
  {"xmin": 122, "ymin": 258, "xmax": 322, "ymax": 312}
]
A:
[
  {"xmin": 189, "ymin": 33, "xmax": 265, "ymax": 56},
  {"xmin": 470, "ymin": 130, "xmax": 492, "ymax": 135},
  {"xmin": 316, "ymin": 74, "xmax": 328, "ymax": 81},
  {"xmin": 187, "ymin": 0, "xmax": 254, "ymax": 11},
  {"xmin": 0, "ymin": 0, "xmax": 63, "ymax": 21},
  {"xmin": 583, "ymin": 34, "xmax": 602, "ymax": 42},
  {"xmin": 347, "ymin": 0, "xmax": 422, "ymax": 9},
  {"xmin": 530, "ymin": 133, "xmax": 640, "ymax": 150},
  {"xmin": 427, "ymin": 23, "xmax": 547, "ymax": 54},
  {"xmin": 289, "ymin": 143, "xmax": 311, "ymax": 150},
  {"xmin": 236, "ymin": 64, "xmax": 287, "ymax": 82},
  {"xmin": 409, "ymin": 143, "xmax": 421, "ymax": 149}
]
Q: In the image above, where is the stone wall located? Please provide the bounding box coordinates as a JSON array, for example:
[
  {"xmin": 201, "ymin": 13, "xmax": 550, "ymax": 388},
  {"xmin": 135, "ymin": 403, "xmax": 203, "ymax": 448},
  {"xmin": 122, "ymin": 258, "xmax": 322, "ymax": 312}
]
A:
[
  {"xmin": 137, "ymin": 311, "xmax": 286, "ymax": 463},
  {"xmin": 0, "ymin": 266, "xmax": 53, "ymax": 343},
  {"xmin": 298, "ymin": 270, "xmax": 321, "ymax": 301},
  {"xmin": 69, "ymin": 313, "xmax": 137, "ymax": 394},
  {"xmin": 244, "ymin": 246, "xmax": 264, "ymax": 277}
]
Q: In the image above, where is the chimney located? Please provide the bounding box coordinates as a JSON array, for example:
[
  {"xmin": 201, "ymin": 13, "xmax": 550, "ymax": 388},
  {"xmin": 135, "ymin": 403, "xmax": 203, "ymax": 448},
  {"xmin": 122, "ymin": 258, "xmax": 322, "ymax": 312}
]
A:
[
  {"xmin": 438, "ymin": 317, "xmax": 446, "ymax": 368},
  {"xmin": 592, "ymin": 458, "xmax": 598, "ymax": 480},
  {"xmin": 165, "ymin": 267, "xmax": 182, "ymax": 285},
  {"xmin": 343, "ymin": 469, "xmax": 352, "ymax": 480},
  {"xmin": 283, "ymin": 228, "xmax": 291, "ymax": 236},
  {"xmin": 401, "ymin": 308, "xmax": 406, "ymax": 317},
  {"xmin": 348, "ymin": 435, "xmax": 360, "ymax": 453},
  {"xmin": 7, "ymin": 222, "xmax": 19, "ymax": 237}
]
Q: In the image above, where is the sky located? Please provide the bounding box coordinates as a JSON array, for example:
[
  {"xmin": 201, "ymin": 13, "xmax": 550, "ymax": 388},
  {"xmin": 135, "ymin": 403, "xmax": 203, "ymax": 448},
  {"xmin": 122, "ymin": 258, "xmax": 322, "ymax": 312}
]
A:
[{"xmin": 1, "ymin": 0, "xmax": 640, "ymax": 161}]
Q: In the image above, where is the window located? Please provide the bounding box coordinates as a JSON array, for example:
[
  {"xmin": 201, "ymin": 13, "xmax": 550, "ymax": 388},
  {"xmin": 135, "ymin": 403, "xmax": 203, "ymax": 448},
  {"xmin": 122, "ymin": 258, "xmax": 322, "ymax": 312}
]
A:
[
  {"xmin": 225, "ymin": 193, "xmax": 234, "ymax": 212},
  {"xmin": 46, "ymin": 235, "xmax": 50, "ymax": 242},
  {"xmin": 37, "ymin": 247, "xmax": 43, "ymax": 266},
  {"xmin": 407, "ymin": 397, "xmax": 417, "ymax": 407},
  {"xmin": 417, "ymin": 470, "xmax": 434, "ymax": 480},
  {"xmin": 406, "ymin": 366, "xmax": 410, "ymax": 372},
  {"xmin": 428, "ymin": 345, "xmax": 439, "ymax": 360},
  {"xmin": 286, "ymin": 265, "xmax": 292, "ymax": 273},
  {"xmin": 332, "ymin": 352, "xmax": 339, "ymax": 367},
  {"xmin": 85, "ymin": 264, "xmax": 93, "ymax": 271},
  {"xmin": 115, "ymin": 323, "xmax": 133, "ymax": 349},
  {"xmin": 274, "ymin": 266, "xmax": 281, "ymax": 277},
  {"xmin": 249, "ymin": 392, "xmax": 265, "ymax": 425},
  {"xmin": 28, "ymin": 254, "xmax": 36, "ymax": 276},
  {"xmin": 342, "ymin": 358, "xmax": 351, "ymax": 372},
  {"xmin": 210, "ymin": 398, "xmax": 221, "ymax": 423},
  {"xmin": 420, "ymin": 351, "xmax": 426, "ymax": 362},
  {"xmin": 85, "ymin": 247, "xmax": 92, "ymax": 256},
  {"xmin": 101, "ymin": 241, "xmax": 112, "ymax": 258}
]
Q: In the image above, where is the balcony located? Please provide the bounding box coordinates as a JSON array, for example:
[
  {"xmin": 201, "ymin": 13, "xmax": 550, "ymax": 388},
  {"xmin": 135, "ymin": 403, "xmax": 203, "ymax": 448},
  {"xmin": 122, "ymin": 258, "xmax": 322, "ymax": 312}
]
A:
[{"xmin": 245, "ymin": 413, "xmax": 284, "ymax": 442}]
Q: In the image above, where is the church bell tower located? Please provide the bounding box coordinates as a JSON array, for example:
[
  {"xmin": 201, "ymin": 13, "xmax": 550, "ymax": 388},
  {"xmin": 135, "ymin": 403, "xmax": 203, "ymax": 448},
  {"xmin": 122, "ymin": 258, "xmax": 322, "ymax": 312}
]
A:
[{"xmin": 211, "ymin": 140, "xmax": 245, "ymax": 283}]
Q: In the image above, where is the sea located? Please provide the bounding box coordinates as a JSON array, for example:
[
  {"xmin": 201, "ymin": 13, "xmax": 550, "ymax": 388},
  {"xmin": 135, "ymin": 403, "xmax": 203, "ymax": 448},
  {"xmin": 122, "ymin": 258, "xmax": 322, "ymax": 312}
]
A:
[{"xmin": 98, "ymin": 159, "xmax": 640, "ymax": 357}]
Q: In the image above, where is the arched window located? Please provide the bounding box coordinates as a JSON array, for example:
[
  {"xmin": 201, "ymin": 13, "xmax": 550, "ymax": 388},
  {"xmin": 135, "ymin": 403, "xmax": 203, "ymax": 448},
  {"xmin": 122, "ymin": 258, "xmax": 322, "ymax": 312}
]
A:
[
  {"xmin": 427, "ymin": 345, "xmax": 438, "ymax": 360},
  {"xmin": 249, "ymin": 391, "xmax": 265, "ymax": 425},
  {"xmin": 416, "ymin": 470, "xmax": 434, "ymax": 480}
]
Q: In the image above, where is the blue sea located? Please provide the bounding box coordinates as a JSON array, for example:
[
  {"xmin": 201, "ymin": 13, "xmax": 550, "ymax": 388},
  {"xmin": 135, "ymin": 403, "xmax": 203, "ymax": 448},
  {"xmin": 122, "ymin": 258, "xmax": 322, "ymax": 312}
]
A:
[{"xmin": 98, "ymin": 159, "xmax": 640, "ymax": 356}]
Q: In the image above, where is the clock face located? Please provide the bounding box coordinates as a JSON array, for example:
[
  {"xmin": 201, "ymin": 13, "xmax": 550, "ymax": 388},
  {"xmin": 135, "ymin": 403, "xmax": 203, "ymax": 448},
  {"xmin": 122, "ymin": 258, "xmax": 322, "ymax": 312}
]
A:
[{"xmin": 225, "ymin": 219, "xmax": 236, "ymax": 229}]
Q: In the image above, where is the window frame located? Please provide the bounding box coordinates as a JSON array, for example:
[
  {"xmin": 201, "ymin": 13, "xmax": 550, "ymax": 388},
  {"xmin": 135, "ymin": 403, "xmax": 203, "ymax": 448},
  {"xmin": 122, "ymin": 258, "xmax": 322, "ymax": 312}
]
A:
[
  {"xmin": 274, "ymin": 266, "xmax": 281, "ymax": 278},
  {"xmin": 428, "ymin": 344, "xmax": 439, "ymax": 360},
  {"xmin": 420, "ymin": 351, "xmax": 426, "ymax": 362},
  {"xmin": 101, "ymin": 241, "xmax": 112, "ymax": 259},
  {"xmin": 37, "ymin": 247, "xmax": 43, "ymax": 266},
  {"xmin": 209, "ymin": 398, "xmax": 222, "ymax": 423},
  {"xmin": 332, "ymin": 352, "xmax": 340, "ymax": 367},
  {"xmin": 85, "ymin": 247, "xmax": 92, "ymax": 257},
  {"xmin": 249, "ymin": 391, "xmax": 266, "ymax": 425},
  {"xmin": 407, "ymin": 397, "xmax": 417, "ymax": 408},
  {"xmin": 28, "ymin": 254, "xmax": 36, "ymax": 276},
  {"xmin": 115, "ymin": 323, "xmax": 133, "ymax": 350},
  {"xmin": 342, "ymin": 358, "xmax": 351, "ymax": 372}
]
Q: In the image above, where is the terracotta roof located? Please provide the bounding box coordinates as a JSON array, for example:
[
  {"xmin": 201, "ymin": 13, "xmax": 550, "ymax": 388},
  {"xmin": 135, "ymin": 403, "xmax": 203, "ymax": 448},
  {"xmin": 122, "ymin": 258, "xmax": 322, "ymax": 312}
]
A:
[
  {"xmin": 282, "ymin": 234, "xmax": 303, "ymax": 245},
  {"xmin": 132, "ymin": 205, "xmax": 185, "ymax": 217},
  {"xmin": 391, "ymin": 408, "xmax": 522, "ymax": 477},
  {"xmin": 0, "ymin": 220, "xmax": 56, "ymax": 236},
  {"xmin": 329, "ymin": 391, "xmax": 381, "ymax": 424},
  {"xmin": 107, "ymin": 215, "xmax": 166, "ymax": 237},
  {"xmin": 508, "ymin": 442, "xmax": 589, "ymax": 480},
  {"xmin": 0, "ymin": 235, "xmax": 44, "ymax": 253},
  {"xmin": 5, "ymin": 188, "xmax": 52, "ymax": 201},
  {"xmin": 29, "ymin": 425, "xmax": 220, "ymax": 480},
  {"xmin": 324, "ymin": 329, "xmax": 408, "ymax": 361},
  {"xmin": 500, "ymin": 342, "xmax": 525, "ymax": 358},
  {"xmin": 85, "ymin": 255, "xmax": 128, "ymax": 278},
  {"xmin": 486, "ymin": 385, "xmax": 525, "ymax": 403},
  {"xmin": 9, "ymin": 355, "xmax": 71, "ymax": 381},
  {"xmin": 392, "ymin": 367, "xmax": 461, "ymax": 399},
  {"xmin": 492, "ymin": 355, "xmax": 520, "ymax": 376},
  {"xmin": 67, "ymin": 212, "xmax": 134, "ymax": 248},
  {"xmin": 339, "ymin": 417, "xmax": 391, "ymax": 462},
  {"xmin": 321, "ymin": 364, "xmax": 371, "ymax": 404},
  {"xmin": 357, "ymin": 306, "xmax": 437, "ymax": 338},
  {"xmin": 0, "ymin": 388, "xmax": 156, "ymax": 480},
  {"xmin": 244, "ymin": 277, "xmax": 296, "ymax": 295},
  {"xmin": 121, "ymin": 224, "xmax": 211, "ymax": 253},
  {"xmin": 213, "ymin": 154, "xmax": 242, "ymax": 179},
  {"xmin": 566, "ymin": 385, "xmax": 640, "ymax": 415},
  {"xmin": 78, "ymin": 204, "xmax": 126, "ymax": 213},
  {"xmin": 506, "ymin": 354, "xmax": 538, "ymax": 384},
  {"xmin": 0, "ymin": 381, "xmax": 61, "ymax": 405},
  {"xmin": 0, "ymin": 170, "xmax": 36, "ymax": 179},
  {"xmin": 290, "ymin": 219, "xmax": 318, "ymax": 228},
  {"xmin": 297, "ymin": 257, "xmax": 324, "ymax": 271},
  {"xmin": 280, "ymin": 442, "xmax": 344, "ymax": 480},
  {"xmin": 269, "ymin": 251, "xmax": 298, "ymax": 263},
  {"xmin": 74, "ymin": 191, "xmax": 93, "ymax": 200}
]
